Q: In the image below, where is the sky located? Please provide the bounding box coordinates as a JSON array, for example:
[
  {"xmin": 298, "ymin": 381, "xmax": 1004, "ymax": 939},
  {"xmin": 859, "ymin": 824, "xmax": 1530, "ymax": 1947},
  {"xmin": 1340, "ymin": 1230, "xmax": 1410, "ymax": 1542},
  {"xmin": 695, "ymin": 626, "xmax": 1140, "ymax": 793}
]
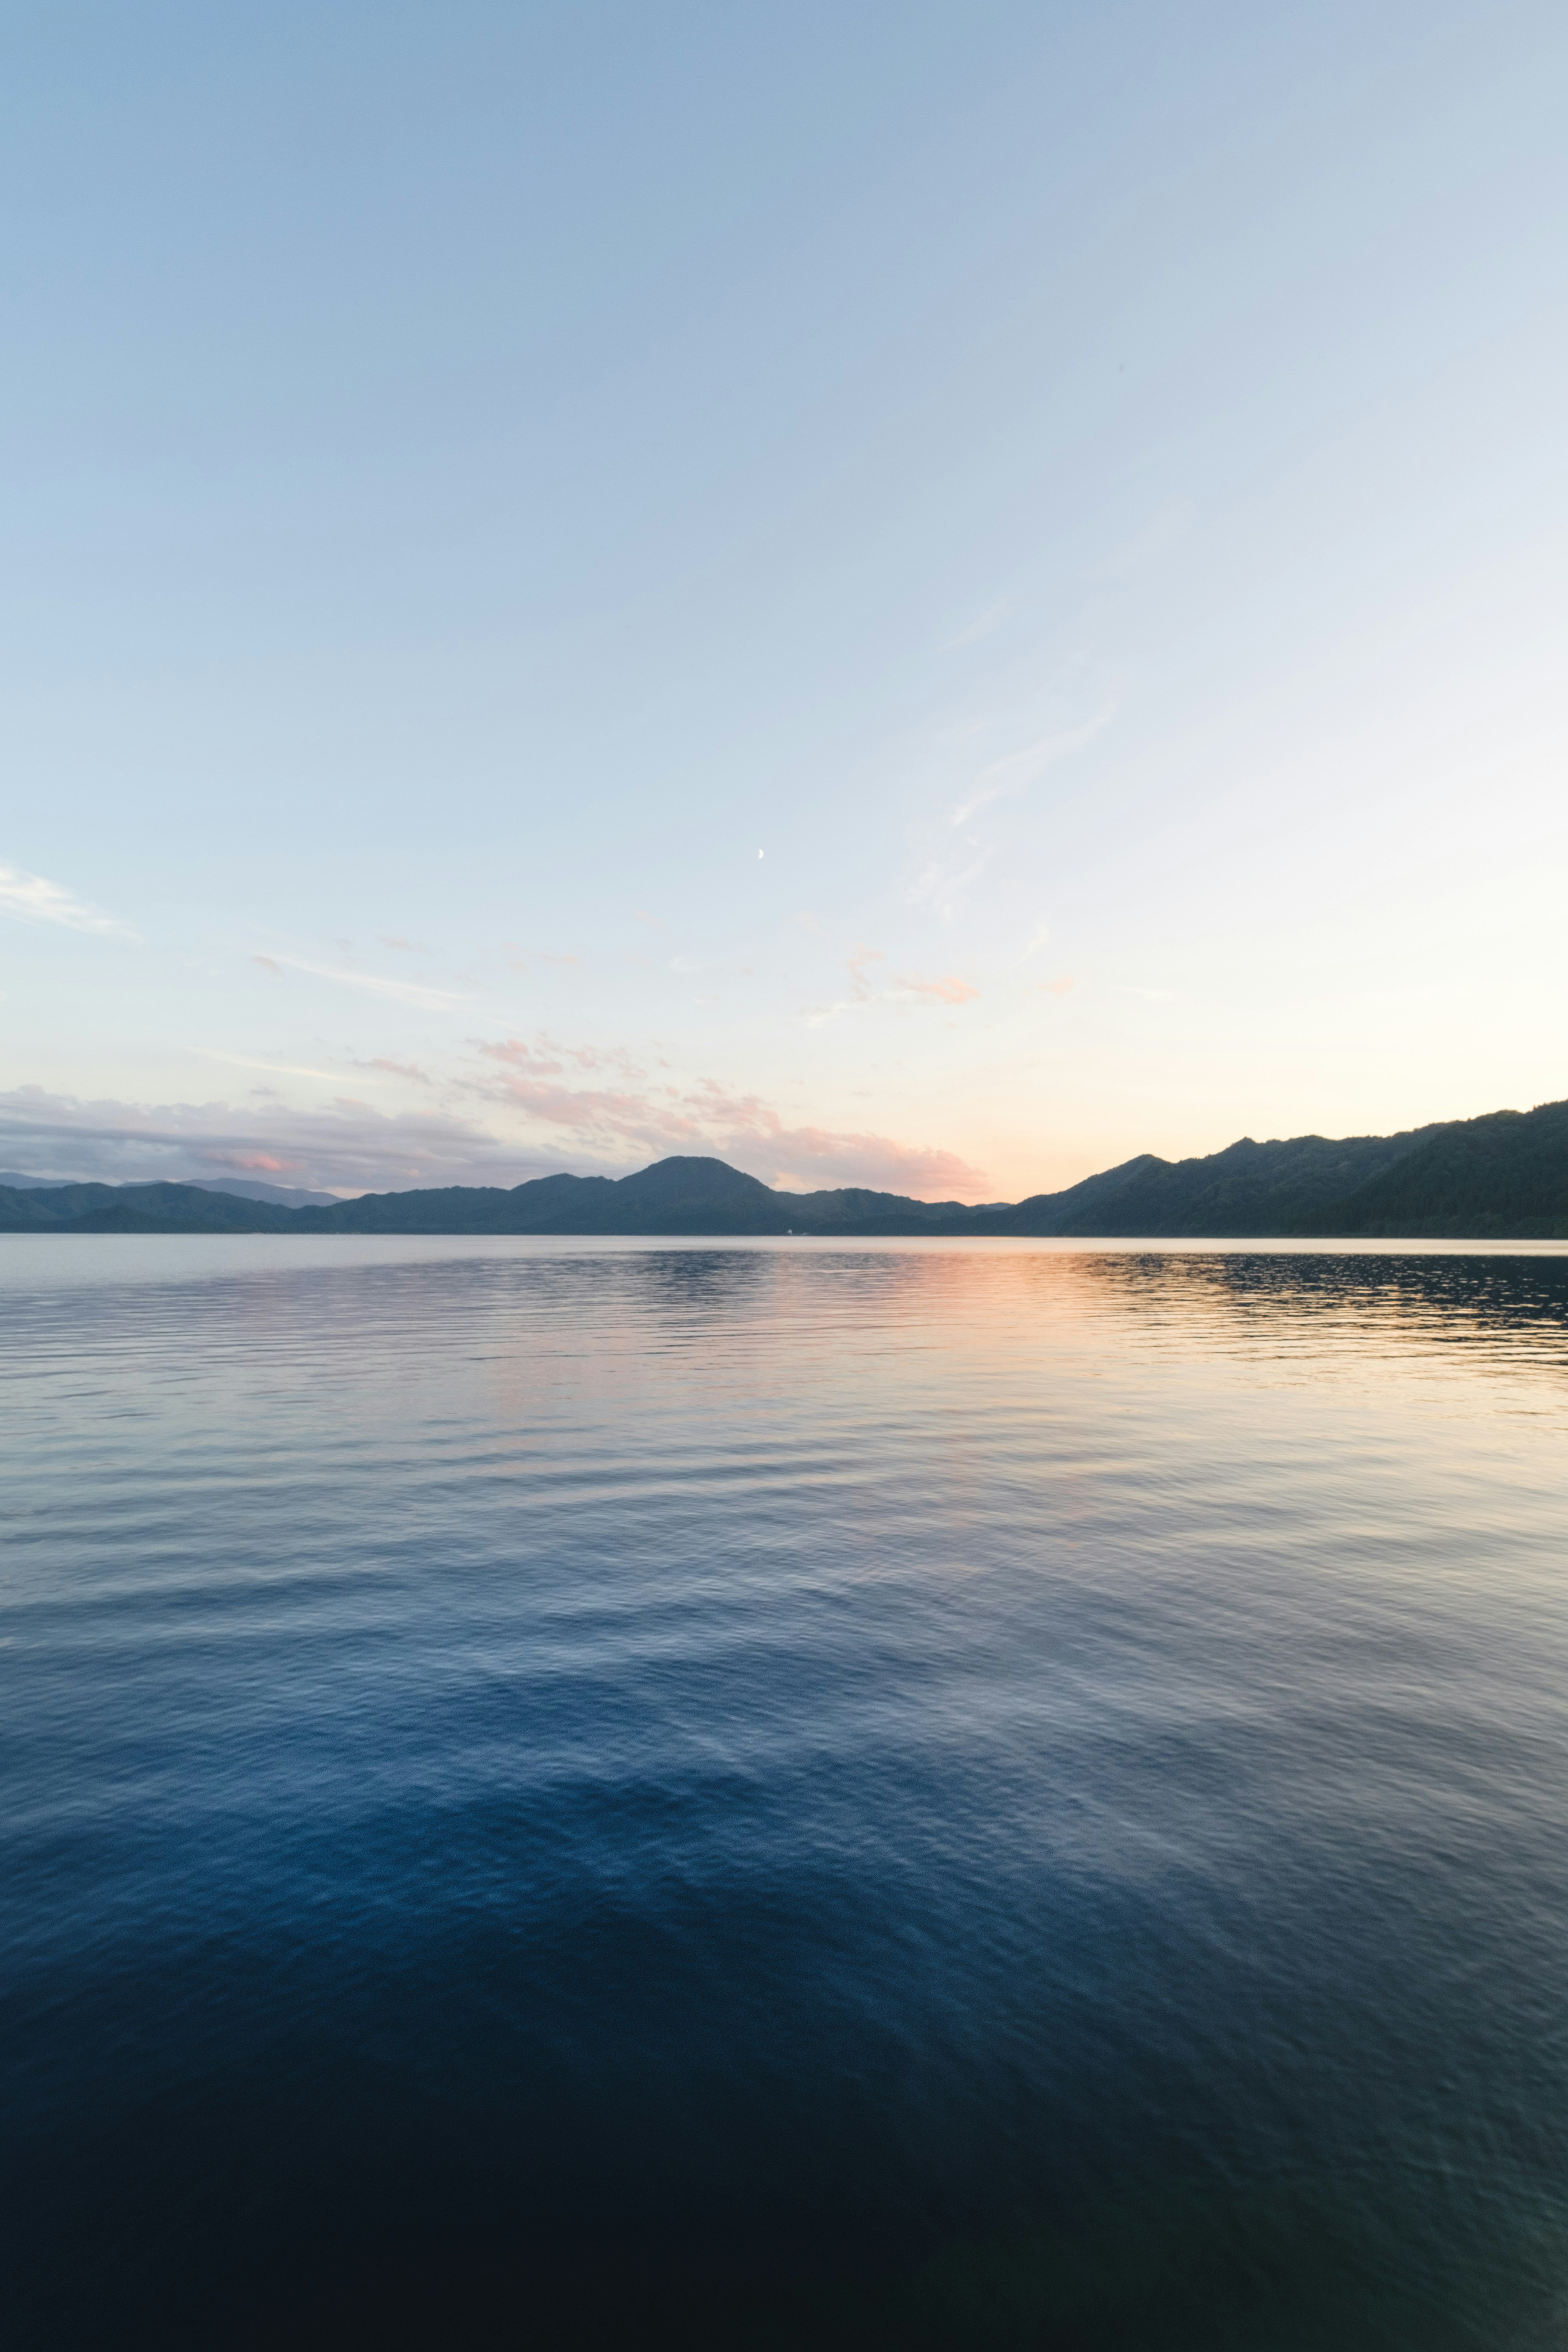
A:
[{"xmin": 2, "ymin": 0, "xmax": 1566, "ymax": 1200}]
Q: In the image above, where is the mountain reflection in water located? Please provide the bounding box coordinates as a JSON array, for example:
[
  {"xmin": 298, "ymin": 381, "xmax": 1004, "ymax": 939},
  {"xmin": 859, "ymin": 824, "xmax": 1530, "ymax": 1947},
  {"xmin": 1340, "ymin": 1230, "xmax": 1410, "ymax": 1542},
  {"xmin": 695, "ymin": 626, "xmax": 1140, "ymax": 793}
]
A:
[{"xmin": 4, "ymin": 1235, "xmax": 1568, "ymax": 2348}]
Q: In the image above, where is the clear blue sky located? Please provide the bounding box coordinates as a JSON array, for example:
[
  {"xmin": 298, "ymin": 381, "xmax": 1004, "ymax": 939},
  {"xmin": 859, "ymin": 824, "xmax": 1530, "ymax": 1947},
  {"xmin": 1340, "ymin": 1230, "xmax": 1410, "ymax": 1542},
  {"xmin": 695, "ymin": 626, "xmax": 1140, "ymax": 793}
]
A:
[{"xmin": 3, "ymin": 0, "xmax": 1565, "ymax": 1196}]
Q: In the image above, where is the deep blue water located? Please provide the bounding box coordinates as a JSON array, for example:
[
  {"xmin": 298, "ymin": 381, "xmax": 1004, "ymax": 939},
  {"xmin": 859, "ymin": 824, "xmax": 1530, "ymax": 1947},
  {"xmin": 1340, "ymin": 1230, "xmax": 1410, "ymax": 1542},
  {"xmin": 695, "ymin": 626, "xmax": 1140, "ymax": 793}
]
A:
[{"xmin": 6, "ymin": 1235, "xmax": 1568, "ymax": 2348}]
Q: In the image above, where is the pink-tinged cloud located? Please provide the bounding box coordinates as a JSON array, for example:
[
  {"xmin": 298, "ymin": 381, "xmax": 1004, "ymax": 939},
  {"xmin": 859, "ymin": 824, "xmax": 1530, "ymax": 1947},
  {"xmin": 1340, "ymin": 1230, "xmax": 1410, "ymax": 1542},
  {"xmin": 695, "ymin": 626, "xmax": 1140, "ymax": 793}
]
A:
[
  {"xmin": 809, "ymin": 955, "xmax": 980, "ymax": 1026},
  {"xmin": 473, "ymin": 1042, "xmax": 992, "ymax": 1199},
  {"xmin": 898, "ymin": 973, "xmax": 979, "ymax": 1005},
  {"xmin": 0, "ymin": 1044, "xmax": 994, "ymax": 1200},
  {"xmin": 480, "ymin": 1033, "xmax": 646, "ymax": 1081},
  {"xmin": 738, "ymin": 1127, "xmax": 989, "ymax": 1197},
  {"xmin": 251, "ymin": 954, "xmax": 281, "ymax": 973},
  {"xmin": 847, "ymin": 943, "xmax": 885, "ymax": 998}
]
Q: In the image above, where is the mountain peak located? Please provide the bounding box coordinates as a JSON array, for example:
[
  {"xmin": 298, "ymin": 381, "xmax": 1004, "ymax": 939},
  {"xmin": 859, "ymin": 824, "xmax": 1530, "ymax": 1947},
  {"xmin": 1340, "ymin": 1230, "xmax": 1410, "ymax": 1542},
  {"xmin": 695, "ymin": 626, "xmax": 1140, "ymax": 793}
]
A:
[{"xmin": 615, "ymin": 1155, "xmax": 775, "ymax": 1202}]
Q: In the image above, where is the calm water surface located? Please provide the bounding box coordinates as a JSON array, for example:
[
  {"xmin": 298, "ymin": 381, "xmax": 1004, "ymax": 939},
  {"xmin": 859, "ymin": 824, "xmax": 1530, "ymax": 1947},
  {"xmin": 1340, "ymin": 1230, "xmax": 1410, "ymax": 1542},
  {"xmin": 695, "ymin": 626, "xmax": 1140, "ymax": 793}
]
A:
[{"xmin": 5, "ymin": 1236, "xmax": 1568, "ymax": 2348}]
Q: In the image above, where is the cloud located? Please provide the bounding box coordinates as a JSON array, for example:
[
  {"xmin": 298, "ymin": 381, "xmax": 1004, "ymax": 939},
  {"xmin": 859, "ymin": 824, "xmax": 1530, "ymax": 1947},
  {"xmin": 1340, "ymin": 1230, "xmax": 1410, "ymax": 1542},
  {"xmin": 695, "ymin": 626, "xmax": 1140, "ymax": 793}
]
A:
[
  {"xmin": 252, "ymin": 955, "xmax": 282, "ymax": 974},
  {"xmin": 481, "ymin": 1033, "xmax": 643, "ymax": 1080},
  {"xmin": 1015, "ymin": 920, "xmax": 1051, "ymax": 967},
  {"xmin": 734, "ymin": 1125, "xmax": 989, "ymax": 1198},
  {"xmin": 0, "ymin": 1040, "xmax": 996, "ymax": 1204},
  {"xmin": 949, "ymin": 708, "xmax": 1114, "ymax": 828},
  {"xmin": 808, "ymin": 947, "xmax": 978, "ymax": 1025},
  {"xmin": 270, "ymin": 956, "xmax": 470, "ymax": 1009},
  {"xmin": 0, "ymin": 1084, "xmax": 569, "ymax": 1195},
  {"xmin": 356, "ymin": 1057, "xmax": 435, "ymax": 1085},
  {"xmin": 198, "ymin": 1050, "xmax": 383, "ymax": 1084},
  {"xmin": 904, "ymin": 845, "xmax": 994, "ymax": 925},
  {"xmin": 474, "ymin": 1040, "xmax": 991, "ymax": 1199},
  {"xmin": 847, "ymin": 943, "xmax": 884, "ymax": 998},
  {"xmin": 896, "ymin": 973, "xmax": 978, "ymax": 1005},
  {"xmin": 0, "ymin": 862, "xmax": 137, "ymax": 940},
  {"xmin": 938, "ymin": 598, "xmax": 1009, "ymax": 652}
]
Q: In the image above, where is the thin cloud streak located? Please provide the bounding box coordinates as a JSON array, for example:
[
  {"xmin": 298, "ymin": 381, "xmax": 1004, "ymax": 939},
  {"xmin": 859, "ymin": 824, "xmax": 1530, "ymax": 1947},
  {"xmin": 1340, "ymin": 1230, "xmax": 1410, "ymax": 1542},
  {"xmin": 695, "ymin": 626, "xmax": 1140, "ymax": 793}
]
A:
[
  {"xmin": 949, "ymin": 707, "xmax": 1114, "ymax": 828},
  {"xmin": 271, "ymin": 956, "xmax": 471, "ymax": 1009},
  {"xmin": 905, "ymin": 845, "xmax": 994, "ymax": 925},
  {"xmin": 197, "ymin": 1049, "xmax": 387, "ymax": 1085},
  {"xmin": 938, "ymin": 598, "xmax": 1009, "ymax": 651},
  {"xmin": 0, "ymin": 862, "xmax": 137, "ymax": 940}
]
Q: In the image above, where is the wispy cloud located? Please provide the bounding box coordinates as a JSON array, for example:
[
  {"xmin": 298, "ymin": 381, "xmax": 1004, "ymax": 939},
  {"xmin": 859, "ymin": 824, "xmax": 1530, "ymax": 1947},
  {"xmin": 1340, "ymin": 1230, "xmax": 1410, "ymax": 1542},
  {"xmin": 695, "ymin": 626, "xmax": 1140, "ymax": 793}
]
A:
[
  {"xmin": 905, "ymin": 844, "xmax": 994, "ymax": 925},
  {"xmin": 938, "ymin": 598, "xmax": 1009, "ymax": 652},
  {"xmin": 949, "ymin": 707, "xmax": 1114, "ymax": 828},
  {"xmin": 0, "ymin": 861, "xmax": 137, "ymax": 940},
  {"xmin": 847, "ymin": 943, "xmax": 884, "ymax": 998},
  {"xmin": 198, "ymin": 1050, "xmax": 383, "ymax": 1084},
  {"xmin": 270, "ymin": 955, "xmax": 470, "ymax": 1009},
  {"xmin": 479, "ymin": 1033, "xmax": 644, "ymax": 1081},
  {"xmin": 354, "ymin": 1056, "xmax": 435, "ymax": 1086},
  {"xmin": 807, "ymin": 950, "xmax": 979, "ymax": 1026},
  {"xmin": 897, "ymin": 973, "xmax": 978, "ymax": 1005}
]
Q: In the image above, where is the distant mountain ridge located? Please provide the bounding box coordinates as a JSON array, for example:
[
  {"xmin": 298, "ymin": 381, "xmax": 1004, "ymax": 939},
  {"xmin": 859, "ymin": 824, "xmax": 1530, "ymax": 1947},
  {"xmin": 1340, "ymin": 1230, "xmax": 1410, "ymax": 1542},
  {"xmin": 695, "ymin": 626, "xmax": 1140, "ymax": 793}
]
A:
[
  {"xmin": 0, "ymin": 1172, "xmax": 336, "ymax": 1207},
  {"xmin": 4, "ymin": 1098, "xmax": 1568, "ymax": 1239}
]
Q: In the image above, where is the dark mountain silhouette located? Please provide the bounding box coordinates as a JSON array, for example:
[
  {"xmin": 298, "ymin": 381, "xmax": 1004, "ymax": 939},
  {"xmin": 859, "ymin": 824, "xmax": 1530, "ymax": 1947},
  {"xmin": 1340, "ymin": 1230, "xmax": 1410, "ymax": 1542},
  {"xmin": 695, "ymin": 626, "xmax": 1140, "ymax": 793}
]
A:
[
  {"xmin": 1293, "ymin": 1099, "xmax": 1568, "ymax": 1238},
  {"xmin": 3, "ymin": 1101, "xmax": 1567, "ymax": 1239},
  {"xmin": 0, "ymin": 1180, "xmax": 296, "ymax": 1233},
  {"xmin": 989, "ymin": 1126, "xmax": 1441, "ymax": 1237}
]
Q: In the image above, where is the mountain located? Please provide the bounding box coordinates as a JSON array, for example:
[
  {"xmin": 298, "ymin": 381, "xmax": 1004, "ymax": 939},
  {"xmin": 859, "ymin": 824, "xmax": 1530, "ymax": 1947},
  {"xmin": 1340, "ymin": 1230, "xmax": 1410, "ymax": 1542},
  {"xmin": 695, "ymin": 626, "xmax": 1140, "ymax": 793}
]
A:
[
  {"xmin": 990, "ymin": 1126, "xmax": 1446, "ymax": 1237},
  {"xmin": 0, "ymin": 1181, "xmax": 294, "ymax": 1233},
  {"xmin": 0, "ymin": 1170, "xmax": 337, "ymax": 1207},
  {"xmin": 4, "ymin": 1102, "xmax": 1567, "ymax": 1239},
  {"xmin": 187, "ymin": 1177, "xmax": 340, "ymax": 1208},
  {"xmin": 1294, "ymin": 1100, "xmax": 1568, "ymax": 1238}
]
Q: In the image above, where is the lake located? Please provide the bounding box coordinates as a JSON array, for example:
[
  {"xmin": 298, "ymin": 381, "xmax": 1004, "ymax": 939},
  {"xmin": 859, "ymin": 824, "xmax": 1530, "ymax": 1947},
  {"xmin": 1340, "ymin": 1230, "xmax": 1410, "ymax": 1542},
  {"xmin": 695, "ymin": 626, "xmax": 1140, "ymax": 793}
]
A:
[{"xmin": 4, "ymin": 1235, "xmax": 1568, "ymax": 2348}]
